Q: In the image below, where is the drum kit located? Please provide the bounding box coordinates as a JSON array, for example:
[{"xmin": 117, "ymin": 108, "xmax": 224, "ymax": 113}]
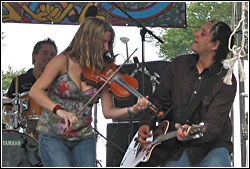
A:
[{"xmin": 2, "ymin": 91, "xmax": 43, "ymax": 167}]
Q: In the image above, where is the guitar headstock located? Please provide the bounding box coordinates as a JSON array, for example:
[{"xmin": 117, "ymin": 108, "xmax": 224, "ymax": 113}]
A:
[{"xmin": 186, "ymin": 122, "xmax": 204, "ymax": 139}]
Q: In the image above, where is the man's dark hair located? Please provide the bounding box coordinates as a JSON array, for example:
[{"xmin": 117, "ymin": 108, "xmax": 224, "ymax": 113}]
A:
[
  {"xmin": 32, "ymin": 38, "xmax": 58, "ymax": 64},
  {"xmin": 210, "ymin": 20, "xmax": 234, "ymax": 63}
]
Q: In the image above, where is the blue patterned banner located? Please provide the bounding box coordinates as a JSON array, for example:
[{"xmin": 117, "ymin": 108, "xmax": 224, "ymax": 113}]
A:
[{"xmin": 2, "ymin": 2, "xmax": 186, "ymax": 28}]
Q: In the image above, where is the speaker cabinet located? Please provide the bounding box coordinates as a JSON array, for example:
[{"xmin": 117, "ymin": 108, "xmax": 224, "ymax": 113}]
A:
[{"xmin": 106, "ymin": 122, "xmax": 140, "ymax": 167}]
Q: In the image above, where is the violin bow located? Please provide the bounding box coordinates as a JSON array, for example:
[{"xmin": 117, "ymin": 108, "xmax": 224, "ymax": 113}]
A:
[{"xmin": 76, "ymin": 48, "xmax": 138, "ymax": 117}]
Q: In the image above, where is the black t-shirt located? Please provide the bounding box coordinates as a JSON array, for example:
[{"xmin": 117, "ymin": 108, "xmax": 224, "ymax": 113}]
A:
[{"xmin": 6, "ymin": 68, "xmax": 36, "ymax": 98}]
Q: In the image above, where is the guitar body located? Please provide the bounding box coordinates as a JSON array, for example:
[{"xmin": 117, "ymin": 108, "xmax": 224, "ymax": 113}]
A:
[
  {"xmin": 120, "ymin": 120, "xmax": 172, "ymax": 167},
  {"xmin": 120, "ymin": 121, "xmax": 204, "ymax": 167}
]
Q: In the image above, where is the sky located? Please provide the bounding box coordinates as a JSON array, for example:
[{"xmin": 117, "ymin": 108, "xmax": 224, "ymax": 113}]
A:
[
  {"xmin": 1, "ymin": 22, "xmax": 163, "ymax": 167},
  {"xmin": 1, "ymin": 22, "xmax": 162, "ymax": 72}
]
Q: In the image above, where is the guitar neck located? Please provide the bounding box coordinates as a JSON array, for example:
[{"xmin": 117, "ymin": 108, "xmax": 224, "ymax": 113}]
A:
[
  {"xmin": 151, "ymin": 124, "xmax": 204, "ymax": 145},
  {"xmin": 151, "ymin": 130, "xmax": 177, "ymax": 145}
]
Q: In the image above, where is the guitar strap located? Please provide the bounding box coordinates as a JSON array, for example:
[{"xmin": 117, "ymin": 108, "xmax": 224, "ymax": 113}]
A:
[{"xmin": 180, "ymin": 65, "xmax": 222, "ymax": 124}]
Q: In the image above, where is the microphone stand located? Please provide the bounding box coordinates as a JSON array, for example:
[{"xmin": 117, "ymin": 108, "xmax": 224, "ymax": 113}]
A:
[{"xmin": 111, "ymin": 2, "xmax": 163, "ymax": 142}]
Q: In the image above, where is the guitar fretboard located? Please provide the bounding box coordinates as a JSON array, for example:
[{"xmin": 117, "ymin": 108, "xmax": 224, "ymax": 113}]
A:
[{"xmin": 151, "ymin": 130, "xmax": 177, "ymax": 145}]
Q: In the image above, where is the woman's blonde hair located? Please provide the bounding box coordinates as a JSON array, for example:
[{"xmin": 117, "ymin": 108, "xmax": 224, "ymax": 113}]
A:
[{"xmin": 63, "ymin": 17, "xmax": 115, "ymax": 72}]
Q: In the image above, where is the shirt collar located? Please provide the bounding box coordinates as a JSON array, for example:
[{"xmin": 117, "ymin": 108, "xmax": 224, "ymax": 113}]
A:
[
  {"xmin": 189, "ymin": 54, "xmax": 222, "ymax": 74},
  {"xmin": 189, "ymin": 54, "xmax": 199, "ymax": 70},
  {"xmin": 27, "ymin": 68, "xmax": 37, "ymax": 81}
]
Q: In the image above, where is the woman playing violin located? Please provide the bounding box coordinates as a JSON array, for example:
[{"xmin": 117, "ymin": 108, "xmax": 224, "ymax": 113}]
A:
[{"xmin": 29, "ymin": 17, "xmax": 149, "ymax": 167}]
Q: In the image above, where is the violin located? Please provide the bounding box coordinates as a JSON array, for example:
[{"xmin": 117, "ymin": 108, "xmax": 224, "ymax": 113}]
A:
[
  {"xmin": 75, "ymin": 48, "xmax": 163, "ymax": 120},
  {"xmin": 81, "ymin": 49, "xmax": 161, "ymax": 116},
  {"xmin": 81, "ymin": 61, "xmax": 138, "ymax": 100},
  {"xmin": 74, "ymin": 48, "xmax": 138, "ymax": 119}
]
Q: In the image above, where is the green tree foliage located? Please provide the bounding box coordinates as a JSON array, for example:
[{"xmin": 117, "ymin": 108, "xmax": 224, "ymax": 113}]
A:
[
  {"xmin": 2, "ymin": 66, "xmax": 27, "ymax": 94},
  {"xmin": 156, "ymin": 2, "xmax": 235, "ymax": 60}
]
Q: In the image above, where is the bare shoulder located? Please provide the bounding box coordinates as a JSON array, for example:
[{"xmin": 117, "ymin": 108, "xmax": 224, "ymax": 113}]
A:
[
  {"xmin": 50, "ymin": 54, "xmax": 67, "ymax": 64},
  {"xmin": 46, "ymin": 54, "xmax": 67, "ymax": 74}
]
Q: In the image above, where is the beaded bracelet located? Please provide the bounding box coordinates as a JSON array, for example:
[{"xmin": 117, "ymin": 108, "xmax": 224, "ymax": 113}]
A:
[
  {"xmin": 53, "ymin": 104, "xmax": 64, "ymax": 115},
  {"xmin": 127, "ymin": 107, "xmax": 133, "ymax": 115}
]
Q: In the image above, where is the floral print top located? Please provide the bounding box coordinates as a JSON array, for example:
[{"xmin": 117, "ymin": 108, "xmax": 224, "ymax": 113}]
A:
[{"xmin": 36, "ymin": 55, "xmax": 98, "ymax": 140}]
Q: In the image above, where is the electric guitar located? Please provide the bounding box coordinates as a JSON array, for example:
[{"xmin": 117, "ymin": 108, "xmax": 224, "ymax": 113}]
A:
[{"xmin": 120, "ymin": 120, "xmax": 204, "ymax": 167}]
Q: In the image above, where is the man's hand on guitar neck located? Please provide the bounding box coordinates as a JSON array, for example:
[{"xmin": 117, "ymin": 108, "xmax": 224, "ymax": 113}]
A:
[
  {"xmin": 138, "ymin": 125, "xmax": 152, "ymax": 147},
  {"xmin": 176, "ymin": 124, "xmax": 194, "ymax": 141}
]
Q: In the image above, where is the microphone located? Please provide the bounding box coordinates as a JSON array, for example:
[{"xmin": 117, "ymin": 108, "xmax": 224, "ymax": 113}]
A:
[
  {"xmin": 111, "ymin": 54, "xmax": 119, "ymax": 62},
  {"xmin": 133, "ymin": 56, "xmax": 140, "ymax": 68},
  {"xmin": 132, "ymin": 56, "xmax": 151, "ymax": 77},
  {"xmin": 85, "ymin": 5, "xmax": 98, "ymax": 18},
  {"xmin": 131, "ymin": 57, "xmax": 141, "ymax": 77},
  {"xmin": 103, "ymin": 52, "xmax": 119, "ymax": 63}
]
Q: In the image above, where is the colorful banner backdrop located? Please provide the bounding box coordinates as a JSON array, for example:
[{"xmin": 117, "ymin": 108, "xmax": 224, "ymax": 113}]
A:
[{"xmin": 2, "ymin": 2, "xmax": 186, "ymax": 28}]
